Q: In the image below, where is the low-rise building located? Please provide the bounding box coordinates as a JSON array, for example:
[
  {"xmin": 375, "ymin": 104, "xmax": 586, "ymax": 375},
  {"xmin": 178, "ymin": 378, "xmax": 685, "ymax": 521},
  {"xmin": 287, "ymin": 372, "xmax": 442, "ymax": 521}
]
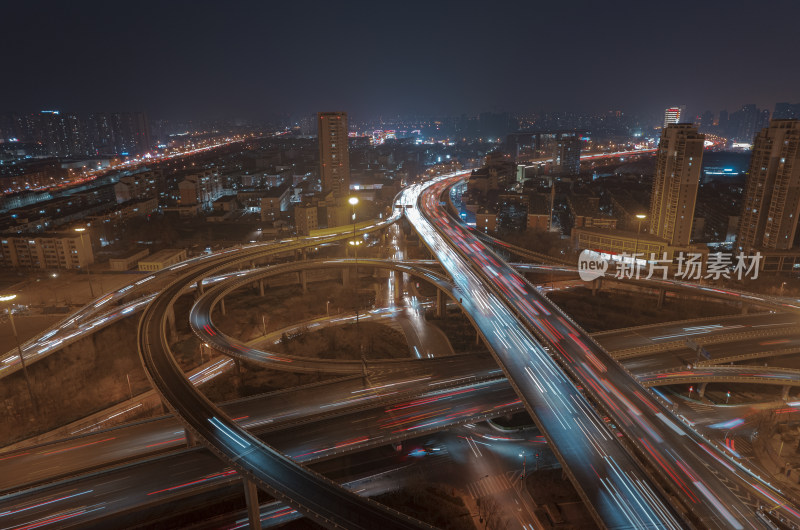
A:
[
  {"xmin": 476, "ymin": 209, "xmax": 497, "ymax": 233},
  {"xmin": 260, "ymin": 183, "xmax": 292, "ymax": 222},
  {"xmin": 109, "ymin": 248, "xmax": 150, "ymax": 271},
  {"xmin": 568, "ymin": 195, "xmax": 617, "ymax": 230},
  {"xmin": 294, "ymin": 204, "xmax": 318, "ymax": 236},
  {"xmin": 0, "ymin": 231, "xmax": 94, "ymax": 269},
  {"xmin": 572, "ymin": 226, "xmax": 707, "ymax": 264},
  {"xmin": 138, "ymin": 248, "xmax": 187, "ymax": 271}
]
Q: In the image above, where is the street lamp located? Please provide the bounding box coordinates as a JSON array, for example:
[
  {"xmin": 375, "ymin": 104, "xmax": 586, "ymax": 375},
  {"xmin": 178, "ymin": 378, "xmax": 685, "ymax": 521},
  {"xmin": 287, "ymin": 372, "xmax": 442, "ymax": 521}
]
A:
[
  {"xmin": 633, "ymin": 214, "xmax": 647, "ymax": 266},
  {"xmin": 74, "ymin": 228, "xmax": 94, "ymax": 298},
  {"xmin": 1, "ymin": 294, "xmax": 37, "ymax": 416},
  {"xmin": 348, "ymin": 197, "xmax": 360, "ymax": 328},
  {"xmin": 349, "ymin": 240, "xmax": 362, "ymax": 326}
]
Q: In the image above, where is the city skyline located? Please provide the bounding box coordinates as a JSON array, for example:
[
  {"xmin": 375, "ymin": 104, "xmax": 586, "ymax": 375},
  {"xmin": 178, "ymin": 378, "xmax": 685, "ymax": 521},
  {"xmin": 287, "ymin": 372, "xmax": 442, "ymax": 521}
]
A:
[{"xmin": 3, "ymin": 1, "xmax": 799, "ymax": 121}]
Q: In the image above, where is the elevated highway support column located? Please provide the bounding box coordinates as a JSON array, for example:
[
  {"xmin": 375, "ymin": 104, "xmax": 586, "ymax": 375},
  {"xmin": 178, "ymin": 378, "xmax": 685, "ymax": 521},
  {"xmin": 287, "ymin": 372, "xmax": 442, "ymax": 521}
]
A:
[
  {"xmin": 783, "ymin": 385, "xmax": 791, "ymax": 401},
  {"xmin": 698, "ymin": 382, "xmax": 708, "ymax": 398},
  {"xmin": 657, "ymin": 288, "xmax": 666, "ymax": 309},
  {"xmin": 591, "ymin": 278, "xmax": 601, "ymax": 296},
  {"xmin": 220, "ymin": 298, "xmax": 227, "ymax": 317},
  {"xmin": 393, "ymin": 273, "xmax": 402, "ymax": 302},
  {"xmin": 242, "ymin": 477, "xmax": 261, "ymax": 529},
  {"xmin": 436, "ymin": 289, "xmax": 446, "ymax": 318}
]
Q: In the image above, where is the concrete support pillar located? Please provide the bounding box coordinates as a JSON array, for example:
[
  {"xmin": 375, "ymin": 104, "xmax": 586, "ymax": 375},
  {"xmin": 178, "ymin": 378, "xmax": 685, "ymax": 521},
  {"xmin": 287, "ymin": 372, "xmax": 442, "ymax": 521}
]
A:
[
  {"xmin": 741, "ymin": 303, "xmax": 749, "ymax": 315},
  {"xmin": 242, "ymin": 477, "xmax": 261, "ymax": 529},
  {"xmin": 591, "ymin": 278, "xmax": 601, "ymax": 296},
  {"xmin": 393, "ymin": 274, "xmax": 402, "ymax": 301},
  {"xmin": 185, "ymin": 428, "xmax": 197, "ymax": 447},
  {"xmin": 220, "ymin": 298, "xmax": 227, "ymax": 316},
  {"xmin": 342, "ymin": 268, "xmax": 350, "ymax": 286},
  {"xmin": 234, "ymin": 357, "xmax": 241, "ymax": 376},
  {"xmin": 476, "ymin": 330, "xmax": 481, "ymax": 346},
  {"xmin": 165, "ymin": 306, "xmax": 177, "ymax": 340},
  {"xmin": 259, "ymin": 279, "xmax": 265, "ymax": 297},
  {"xmin": 783, "ymin": 385, "xmax": 791, "ymax": 401},
  {"xmin": 436, "ymin": 289, "xmax": 444, "ymax": 318},
  {"xmin": 197, "ymin": 280, "xmax": 204, "ymax": 295},
  {"xmin": 300, "ymin": 270, "xmax": 307, "ymax": 293},
  {"xmin": 657, "ymin": 288, "xmax": 666, "ymax": 309},
  {"xmin": 302, "ymin": 248, "xmax": 307, "ymax": 260},
  {"xmin": 698, "ymin": 382, "xmax": 708, "ymax": 398}
]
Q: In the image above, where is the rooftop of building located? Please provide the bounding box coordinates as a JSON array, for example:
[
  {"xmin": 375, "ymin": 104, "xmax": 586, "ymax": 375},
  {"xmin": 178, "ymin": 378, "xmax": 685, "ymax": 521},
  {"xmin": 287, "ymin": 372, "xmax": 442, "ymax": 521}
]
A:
[{"xmin": 139, "ymin": 248, "xmax": 186, "ymax": 262}]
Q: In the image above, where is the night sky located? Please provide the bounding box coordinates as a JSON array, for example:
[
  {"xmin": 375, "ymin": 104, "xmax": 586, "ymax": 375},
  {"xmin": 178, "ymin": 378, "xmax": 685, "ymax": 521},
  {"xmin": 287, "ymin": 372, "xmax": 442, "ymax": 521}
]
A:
[{"xmin": 3, "ymin": 1, "xmax": 799, "ymax": 120}]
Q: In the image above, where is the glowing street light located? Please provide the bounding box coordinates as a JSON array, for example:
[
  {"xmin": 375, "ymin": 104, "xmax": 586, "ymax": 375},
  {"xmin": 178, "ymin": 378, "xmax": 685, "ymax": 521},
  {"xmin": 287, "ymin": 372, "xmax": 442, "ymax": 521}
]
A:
[
  {"xmin": 634, "ymin": 214, "xmax": 647, "ymax": 262},
  {"xmin": 348, "ymin": 196, "xmax": 361, "ymax": 328},
  {"xmin": 1, "ymin": 294, "xmax": 37, "ymax": 415},
  {"xmin": 74, "ymin": 227, "xmax": 94, "ymax": 298}
]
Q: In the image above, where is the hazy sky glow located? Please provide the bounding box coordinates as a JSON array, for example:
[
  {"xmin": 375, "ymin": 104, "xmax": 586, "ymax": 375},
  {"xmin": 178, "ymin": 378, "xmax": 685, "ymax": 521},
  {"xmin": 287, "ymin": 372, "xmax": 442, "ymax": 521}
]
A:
[{"xmin": 3, "ymin": 0, "xmax": 799, "ymax": 120}]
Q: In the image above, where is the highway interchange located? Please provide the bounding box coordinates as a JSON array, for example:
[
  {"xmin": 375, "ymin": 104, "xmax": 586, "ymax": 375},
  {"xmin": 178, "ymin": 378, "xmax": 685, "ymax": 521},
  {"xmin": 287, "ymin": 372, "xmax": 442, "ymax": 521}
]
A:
[{"xmin": 2, "ymin": 173, "xmax": 800, "ymax": 529}]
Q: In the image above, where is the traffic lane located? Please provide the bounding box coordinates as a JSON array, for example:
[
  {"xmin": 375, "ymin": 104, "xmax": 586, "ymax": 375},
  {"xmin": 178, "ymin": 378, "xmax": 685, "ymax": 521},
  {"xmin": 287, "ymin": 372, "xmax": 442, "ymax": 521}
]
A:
[
  {"xmin": 0, "ymin": 354, "xmax": 500, "ymax": 493},
  {"xmin": 622, "ymin": 333, "xmax": 800, "ymax": 374},
  {"xmin": 420, "ymin": 178, "xmax": 773, "ymax": 529},
  {"xmin": 595, "ymin": 313, "xmax": 798, "ymax": 352},
  {"xmin": 408, "ymin": 180, "xmax": 684, "ymax": 529},
  {"xmin": 0, "ymin": 381, "xmax": 520, "ymax": 529}
]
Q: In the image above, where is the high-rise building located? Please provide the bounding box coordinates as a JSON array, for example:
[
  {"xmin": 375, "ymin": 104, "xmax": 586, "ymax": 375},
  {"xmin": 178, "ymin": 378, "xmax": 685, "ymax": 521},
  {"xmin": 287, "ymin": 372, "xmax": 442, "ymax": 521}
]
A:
[
  {"xmin": 733, "ymin": 104, "xmax": 758, "ymax": 143},
  {"xmin": 700, "ymin": 110, "xmax": 715, "ymax": 132},
  {"xmin": 737, "ymin": 119, "xmax": 800, "ymax": 251},
  {"xmin": 553, "ymin": 134, "xmax": 581, "ymax": 176},
  {"xmin": 663, "ymin": 106, "xmax": 685, "ymax": 128},
  {"xmin": 774, "ymin": 102, "xmax": 800, "ymax": 120},
  {"xmin": 317, "ymin": 112, "xmax": 350, "ymax": 195},
  {"xmin": 649, "ymin": 123, "xmax": 705, "ymax": 246}
]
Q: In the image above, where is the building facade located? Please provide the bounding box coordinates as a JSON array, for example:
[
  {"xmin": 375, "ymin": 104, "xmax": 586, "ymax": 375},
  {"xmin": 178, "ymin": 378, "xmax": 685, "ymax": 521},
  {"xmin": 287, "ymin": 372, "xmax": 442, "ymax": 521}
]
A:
[
  {"xmin": 737, "ymin": 119, "xmax": 800, "ymax": 252},
  {"xmin": 318, "ymin": 112, "xmax": 350, "ymax": 195},
  {"xmin": 649, "ymin": 124, "xmax": 704, "ymax": 246},
  {"xmin": 0, "ymin": 232, "xmax": 93, "ymax": 269}
]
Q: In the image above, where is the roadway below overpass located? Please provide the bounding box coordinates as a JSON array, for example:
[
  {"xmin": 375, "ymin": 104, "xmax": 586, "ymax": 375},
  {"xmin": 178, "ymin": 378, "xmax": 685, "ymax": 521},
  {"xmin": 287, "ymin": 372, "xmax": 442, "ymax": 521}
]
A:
[{"xmin": 0, "ymin": 379, "xmax": 520, "ymax": 529}]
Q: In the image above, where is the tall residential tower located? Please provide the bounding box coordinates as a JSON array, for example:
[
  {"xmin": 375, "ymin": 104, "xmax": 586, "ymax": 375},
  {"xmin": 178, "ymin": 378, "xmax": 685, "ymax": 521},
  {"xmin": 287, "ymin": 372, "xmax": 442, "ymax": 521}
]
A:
[
  {"xmin": 317, "ymin": 112, "xmax": 350, "ymax": 195},
  {"xmin": 649, "ymin": 123, "xmax": 705, "ymax": 246},
  {"xmin": 737, "ymin": 119, "xmax": 800, "ymax": 251}
]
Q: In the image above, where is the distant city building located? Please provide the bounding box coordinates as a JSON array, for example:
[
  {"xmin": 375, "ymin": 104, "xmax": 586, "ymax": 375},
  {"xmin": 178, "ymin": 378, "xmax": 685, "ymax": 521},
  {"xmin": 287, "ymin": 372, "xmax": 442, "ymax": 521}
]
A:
[
  {"xmin": 663, "ymin": 106, "xmax": 685, "ymax": 128},
  {"xmin": 774, "ymin": 102, "xmax": 800, "ymax": 120},
  {"xmin": 0, "ymin": 110, "xmax": 152, "ymax": 157},
  {"xmin": 553, "ymin": 134, "xmax": 581, "ymax": 176},
  {"xmin": 318, "ymin": 112, "xmax": 350, "ymax": 195},
  {"xmin": 0, "ymin": 231, "xmax": 94, "ymax": 270},
  {"xmin": 178, "ymin": 170, "xmax": 222, "ymax": 209},
  {"xmin": 737, "ymin": 119, "xmax": 800, "ymax": 252},
  {"xmin": 649, "ymin": 123, "xmax": 705, "ymax": 246}
]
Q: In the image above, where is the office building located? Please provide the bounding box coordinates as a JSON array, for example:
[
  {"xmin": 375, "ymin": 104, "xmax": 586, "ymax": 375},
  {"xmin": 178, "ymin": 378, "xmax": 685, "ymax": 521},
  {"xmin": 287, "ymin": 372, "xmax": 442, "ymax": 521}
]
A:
[
  {"xmin": 318, "ymin": 112, "xmax": 350, "ymax": 195},
  {"xmin": 737, "ymin": 119, "xmax": 800, "ymax": 251},
  {"xmin": 663, "ymin": 106, "xmax": 685, "ymax": 128},
  {"xmin": 649, "ymin": 124, "xmax": 705, "ymax": 246}
]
